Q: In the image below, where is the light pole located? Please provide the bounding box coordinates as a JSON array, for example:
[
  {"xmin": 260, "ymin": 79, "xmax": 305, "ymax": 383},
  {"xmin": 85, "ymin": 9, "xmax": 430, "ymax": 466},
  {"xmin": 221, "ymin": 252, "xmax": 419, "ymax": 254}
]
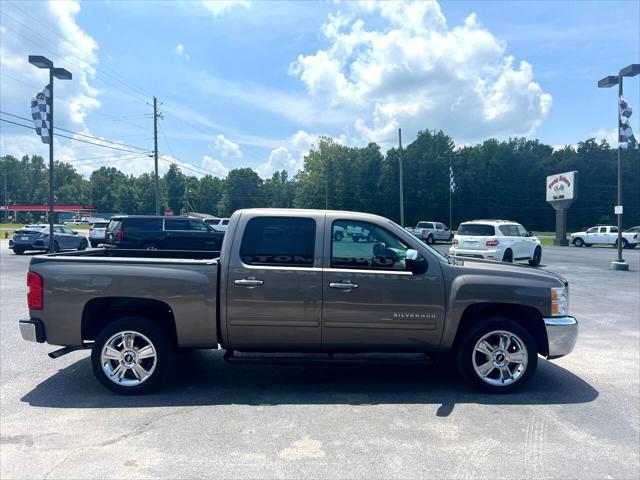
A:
[
  {"xmin": 598, "ymin": 63, "xmax": 639, "ymax": 271},
  {"xmin": 398, "ymin": 128, "xmax": 405, "ymax": 227},
  {"xmin": 28, "ymin": 55, "xmax": 72, "ymax": 253}
]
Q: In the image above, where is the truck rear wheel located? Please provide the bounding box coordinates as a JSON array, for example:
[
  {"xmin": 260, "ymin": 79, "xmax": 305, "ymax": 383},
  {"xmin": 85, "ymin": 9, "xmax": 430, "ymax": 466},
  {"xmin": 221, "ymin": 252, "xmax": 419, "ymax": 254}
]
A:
[
  {"xmin": 455, "ymin": 316, "xmax": 538, "ymax": 393},
  {"xmin": 91, "ymin": 316, "xmax": 172, "ymax": 395}
]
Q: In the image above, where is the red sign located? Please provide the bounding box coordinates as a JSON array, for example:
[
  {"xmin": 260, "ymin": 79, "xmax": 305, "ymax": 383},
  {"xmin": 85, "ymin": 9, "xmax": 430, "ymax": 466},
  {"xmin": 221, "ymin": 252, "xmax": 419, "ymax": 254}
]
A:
[{"xmin": 164, "ymin": 209, "xmax": 174, "ymax": 216}]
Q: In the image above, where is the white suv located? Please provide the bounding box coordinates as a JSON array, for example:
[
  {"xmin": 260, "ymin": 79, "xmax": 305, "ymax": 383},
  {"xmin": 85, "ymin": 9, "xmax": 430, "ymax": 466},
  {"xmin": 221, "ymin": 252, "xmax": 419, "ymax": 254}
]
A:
[{"xmin": 449, "ymin": 220, "xmax": 542, "ymax": 265}]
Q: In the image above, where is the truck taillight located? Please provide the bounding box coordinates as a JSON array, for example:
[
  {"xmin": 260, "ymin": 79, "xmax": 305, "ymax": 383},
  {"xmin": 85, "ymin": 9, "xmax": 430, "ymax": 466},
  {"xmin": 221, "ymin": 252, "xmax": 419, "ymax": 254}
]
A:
[
  {"xmin": 634, "ymin": 234, "xmax": 638, "ymax": 239},
  {"xmin": 486, "ymin": 238, "xmax": 500, "ymax": 247},
  {"xmin": 27, "ymin": 272, "xmax": 43, "ymax": 310},
  {"xmin": 452, "ymin": 238, "xmax": 459, "ymax": 245},
  {"xmin": 117, "ymin": 228, "xmax": 123, "ymax": 241}
]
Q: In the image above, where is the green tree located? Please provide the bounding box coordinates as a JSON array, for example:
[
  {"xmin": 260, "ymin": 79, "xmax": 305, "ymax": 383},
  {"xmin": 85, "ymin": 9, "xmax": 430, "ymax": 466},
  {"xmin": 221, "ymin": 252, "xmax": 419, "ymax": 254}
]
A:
[
  {"xmin": 164, "ymin": 163, "xmax": 186, "ymax": 214},
  {"xmin": 218, "ymin": 168, "xmax": 264, "ymax": 216}
]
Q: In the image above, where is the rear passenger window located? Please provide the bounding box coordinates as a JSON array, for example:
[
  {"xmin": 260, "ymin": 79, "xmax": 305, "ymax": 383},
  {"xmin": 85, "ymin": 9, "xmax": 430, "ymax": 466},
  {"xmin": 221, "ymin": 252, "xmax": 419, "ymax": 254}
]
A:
[
  {"xmin": 127, "ymin": 218, "xmax": 163, "ymax": 230},
  {"xmin": 240, "ymin": 217, "xmax": 315, "ymax": 267},
  {"xmin": 165, "ymin": 219, "xmax": 190, "ymax": 231},
  {"xmin": 189, "ymin": 220, "xmax": 208, "ymax": 231}
]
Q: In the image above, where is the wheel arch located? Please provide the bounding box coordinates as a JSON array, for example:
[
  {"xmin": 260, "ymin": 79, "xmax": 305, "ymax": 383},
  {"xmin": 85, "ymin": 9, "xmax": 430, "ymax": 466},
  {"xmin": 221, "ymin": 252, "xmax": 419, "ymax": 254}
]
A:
[
  {"xmin": 452, "ymin": 303, "xmax": 548, "ymax": 357},
  {"xmin": 82, "ymin": 297, "xmax": 178, "ymax": 346}
]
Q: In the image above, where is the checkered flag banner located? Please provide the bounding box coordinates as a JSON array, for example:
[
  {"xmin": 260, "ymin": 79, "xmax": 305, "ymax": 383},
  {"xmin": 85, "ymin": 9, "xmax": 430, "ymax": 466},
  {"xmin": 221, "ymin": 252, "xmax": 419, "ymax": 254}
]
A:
[
  {"xmin": 31, "ymin": 84, "xmax": 51, "ymax": 144},
  {"xmin": 449, "ymin": 165, "xmax": 456, "ymax": 193},
  {"xmin": 619, "ymin": 95, "xmax": 637, "ymax": 149}
]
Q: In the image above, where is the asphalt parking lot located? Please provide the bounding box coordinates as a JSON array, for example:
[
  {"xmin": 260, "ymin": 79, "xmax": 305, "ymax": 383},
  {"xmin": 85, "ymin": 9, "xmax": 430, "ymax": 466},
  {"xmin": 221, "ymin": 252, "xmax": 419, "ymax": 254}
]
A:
[{"xmin": 1, "ymin": 240, "xmax": 639, "ymax": 479}]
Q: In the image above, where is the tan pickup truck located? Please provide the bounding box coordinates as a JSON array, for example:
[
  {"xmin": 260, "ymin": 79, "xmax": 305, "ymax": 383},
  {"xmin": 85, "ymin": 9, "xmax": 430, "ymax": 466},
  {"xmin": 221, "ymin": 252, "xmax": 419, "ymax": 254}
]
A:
[{"xmin": 19, "ymin": 208, "xmax": 577, "ymax": 395}]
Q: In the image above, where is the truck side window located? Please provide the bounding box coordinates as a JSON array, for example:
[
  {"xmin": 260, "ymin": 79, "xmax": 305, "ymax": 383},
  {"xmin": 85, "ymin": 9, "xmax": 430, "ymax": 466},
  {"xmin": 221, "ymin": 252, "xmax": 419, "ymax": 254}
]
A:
[
  {"xmin": 240, "ymin": 217, "xmax": 315, "ymax": 267},
  {"xmin": 331, "ymin": 220, "xmax": 411, "ymax": 271}
]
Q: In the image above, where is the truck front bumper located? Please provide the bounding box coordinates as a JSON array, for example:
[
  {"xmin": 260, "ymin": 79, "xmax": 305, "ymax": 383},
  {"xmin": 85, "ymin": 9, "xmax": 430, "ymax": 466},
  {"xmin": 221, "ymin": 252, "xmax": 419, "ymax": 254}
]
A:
[
  {"xmin": 544, "ymin": 316, "xmax": 578, "ymax": 359},
  {"xmin": 19, "ymin": 318, "xmax": 46, "ymax": 343}
]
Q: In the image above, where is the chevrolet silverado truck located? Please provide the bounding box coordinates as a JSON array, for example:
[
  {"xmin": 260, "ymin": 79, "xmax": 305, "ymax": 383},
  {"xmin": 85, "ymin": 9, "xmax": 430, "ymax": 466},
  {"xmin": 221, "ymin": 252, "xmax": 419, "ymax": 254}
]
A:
[{"xmin": 19, "ymin": 209, "xmax": 578, "ymax": 395}]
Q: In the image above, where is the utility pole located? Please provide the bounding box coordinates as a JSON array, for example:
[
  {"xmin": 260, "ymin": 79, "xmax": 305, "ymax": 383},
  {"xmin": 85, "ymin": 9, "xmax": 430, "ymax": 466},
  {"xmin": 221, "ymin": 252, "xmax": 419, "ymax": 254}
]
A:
[
  {"xmin": 398, "ymin": 128, "xmax": 405, "ymax": 227},
  {"xmin": 325, "ymin": 160, "xmax": 329, "ymax": 210},
  {"xmin": 153, "ymin": 96, "xmax": 160, "ymax": 215}
]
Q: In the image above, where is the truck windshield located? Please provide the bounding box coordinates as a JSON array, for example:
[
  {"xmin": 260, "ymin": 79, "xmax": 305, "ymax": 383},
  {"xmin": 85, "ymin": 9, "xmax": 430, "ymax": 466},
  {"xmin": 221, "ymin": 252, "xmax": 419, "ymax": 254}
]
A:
[{"xmin": 457, "ymin": 224, "xmax": 495, "ymax": 236}]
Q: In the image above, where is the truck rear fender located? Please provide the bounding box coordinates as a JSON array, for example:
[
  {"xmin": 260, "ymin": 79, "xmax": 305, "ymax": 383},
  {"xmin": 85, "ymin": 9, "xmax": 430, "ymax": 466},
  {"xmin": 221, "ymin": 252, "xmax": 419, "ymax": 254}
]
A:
[{"xmin": 82, "ymin": 297, "xmax": 178, "ymax": 346}]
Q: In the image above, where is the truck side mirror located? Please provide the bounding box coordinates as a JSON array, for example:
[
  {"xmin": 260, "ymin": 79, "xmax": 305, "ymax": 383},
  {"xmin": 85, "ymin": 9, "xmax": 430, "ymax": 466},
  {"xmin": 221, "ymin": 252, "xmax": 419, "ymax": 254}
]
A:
[{"xmin": 406, "ymin": 249, "xmax": 427, "ymax": 274}]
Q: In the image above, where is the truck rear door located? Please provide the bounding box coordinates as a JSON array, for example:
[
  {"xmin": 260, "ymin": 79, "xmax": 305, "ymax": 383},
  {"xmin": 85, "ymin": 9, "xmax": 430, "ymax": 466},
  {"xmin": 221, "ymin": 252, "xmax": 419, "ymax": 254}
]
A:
[
  {"xmin": 321, "ymin": 215, "xmax": 445, "ymax": 351},
  {"xmin": 224, "ymin": 213, "xmax": 323, "ymax": 350}
]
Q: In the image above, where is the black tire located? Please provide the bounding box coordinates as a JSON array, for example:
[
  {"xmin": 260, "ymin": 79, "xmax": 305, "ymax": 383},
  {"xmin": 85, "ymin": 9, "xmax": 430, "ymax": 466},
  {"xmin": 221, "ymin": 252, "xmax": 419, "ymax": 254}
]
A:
[
  {"xmin": 78, "ymin": 239, "xmax": 88, "ymax": 251},
  {"xmin": 573, "ymin": 237, "xmax": 584, "ymax": 247},
  {"xmin": 528, "ymin": 247, "xmax": 542, "ymax": 266},
  {"xmin": 91, "ymin": 316, "xmax": 172, "ymax": 395},
  {"xmin": 629, "ymin": 244, "xmax": 637, "ymax": 249},
  {"xmin": 426, "ymin": 234, "xmax": 434, "ymax": 245},
  {"xmin": 614, "ymin": 239, "xmax": 629, "ymax": 249},
  {"xmin": 455, "ymin": 316, "xmax": 538, "ymax": 393},
  {"xmin": 585, "ymin": 243, "xmax": 592, "ymax": 247},
  {"xmin": 52, "ymin": 241, "xmax": 60, "ymax": 253},
  {"xmin": 334, "ymin": 231, "xmax": 343, "ymax": 241},
  {"xmin": 502, "ymin": 249, "xmax": 513, "ymax": 263},
  {"xmin": 142, "ymin": 243, "xmax": 160, "ymax": 251},
  {"xmin": 367, "ymin": 233, "xmax": 375, "ymax": 242},
  {"xmin": 352, "ymin": 236, "xmax": 360, "ymax": 242},
  {"xmin": 90, "ymin": 241, "xmax": 98, "ymax": 248},
  {"xmin": 13, "ymin": 247, "xmax": 25, "ymax": 255}
]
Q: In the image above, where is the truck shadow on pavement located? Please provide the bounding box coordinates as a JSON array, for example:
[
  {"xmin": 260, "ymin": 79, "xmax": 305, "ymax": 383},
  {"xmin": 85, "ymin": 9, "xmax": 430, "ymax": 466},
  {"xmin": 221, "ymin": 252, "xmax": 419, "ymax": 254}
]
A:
[{"xmin": 21, "ymin": 350, "xmax": 598, "ymax": 416}]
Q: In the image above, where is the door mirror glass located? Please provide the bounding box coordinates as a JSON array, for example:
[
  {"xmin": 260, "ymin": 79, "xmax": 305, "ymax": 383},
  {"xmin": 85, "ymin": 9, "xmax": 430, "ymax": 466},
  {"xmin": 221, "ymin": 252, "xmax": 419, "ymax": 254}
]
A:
[{"xmin": 406, "ymin": 248, "xmax": 418, "ymax": 260}]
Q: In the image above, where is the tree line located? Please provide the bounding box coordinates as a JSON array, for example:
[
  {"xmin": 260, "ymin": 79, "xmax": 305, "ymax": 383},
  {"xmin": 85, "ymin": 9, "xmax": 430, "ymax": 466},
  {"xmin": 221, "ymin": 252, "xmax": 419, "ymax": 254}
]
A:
[{"xmin": 1, "ymin": 130, "xmax": 638, "ymax": 230}]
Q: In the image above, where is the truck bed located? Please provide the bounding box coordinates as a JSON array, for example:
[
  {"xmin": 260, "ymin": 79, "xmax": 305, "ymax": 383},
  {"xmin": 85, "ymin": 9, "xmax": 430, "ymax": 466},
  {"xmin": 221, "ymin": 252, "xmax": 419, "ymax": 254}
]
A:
[{"xmin": 28, "ymin": 249, "xmax": 220, "ymax": 348}]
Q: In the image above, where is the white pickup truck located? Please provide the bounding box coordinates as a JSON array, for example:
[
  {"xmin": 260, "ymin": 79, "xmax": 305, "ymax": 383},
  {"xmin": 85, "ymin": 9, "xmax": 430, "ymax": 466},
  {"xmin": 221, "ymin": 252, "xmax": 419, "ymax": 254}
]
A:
[
  {"xmin": 405, "ymin": 221, "xmax": 452, "ymax": 244},
  {"xmin": 570, "ymin": 225, "xmax": 639, "ymax": 248}
]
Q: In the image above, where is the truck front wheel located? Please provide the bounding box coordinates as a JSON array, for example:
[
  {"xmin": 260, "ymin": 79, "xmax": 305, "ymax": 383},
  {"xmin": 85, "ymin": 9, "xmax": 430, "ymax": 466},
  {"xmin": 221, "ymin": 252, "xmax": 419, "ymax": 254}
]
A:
[
  {"xmin": 455, "ymin": 317, "xmax": 538, "ymax": 393},
  {"xmin": 91, "ymin": 316, "xmax": 172, "ymax": 395}
]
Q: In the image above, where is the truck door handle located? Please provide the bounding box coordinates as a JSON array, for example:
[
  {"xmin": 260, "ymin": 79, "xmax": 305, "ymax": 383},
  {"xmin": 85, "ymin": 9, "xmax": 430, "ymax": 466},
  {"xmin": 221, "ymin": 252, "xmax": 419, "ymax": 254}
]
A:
[
  {"xmin": 234, "ymin": 278, "xmax": 264, "ymax": 287},
  {"xmin": 329, "ymin": 282, "xmax": 358, "ymax": 290}
]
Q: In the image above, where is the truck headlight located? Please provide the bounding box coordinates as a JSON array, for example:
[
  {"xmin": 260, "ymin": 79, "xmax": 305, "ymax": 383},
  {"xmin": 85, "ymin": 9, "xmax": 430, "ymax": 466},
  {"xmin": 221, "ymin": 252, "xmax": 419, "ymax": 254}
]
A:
[{"xmin": 551, "ymin": 286, "xmax": 568, "ymax": 316}]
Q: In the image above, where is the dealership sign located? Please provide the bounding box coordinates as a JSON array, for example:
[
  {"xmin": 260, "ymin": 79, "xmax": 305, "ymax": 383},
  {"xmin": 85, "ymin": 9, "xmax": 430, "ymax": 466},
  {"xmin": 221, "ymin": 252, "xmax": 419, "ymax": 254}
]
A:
[{"xmin": 546, "ymin": 171, "xmax": 577, "ymax": 203}]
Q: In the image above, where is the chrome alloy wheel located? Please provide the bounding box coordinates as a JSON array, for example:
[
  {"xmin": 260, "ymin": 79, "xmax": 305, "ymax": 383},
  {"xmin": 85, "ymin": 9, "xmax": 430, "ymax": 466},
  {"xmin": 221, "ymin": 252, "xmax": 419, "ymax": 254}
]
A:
[
  {"xmin": 472, "ymin": 330, "xmax": 528, "ymax": 386},
  {"xmin": 100, "ymin": 331, "xmax": 157, "ymax": 386}
]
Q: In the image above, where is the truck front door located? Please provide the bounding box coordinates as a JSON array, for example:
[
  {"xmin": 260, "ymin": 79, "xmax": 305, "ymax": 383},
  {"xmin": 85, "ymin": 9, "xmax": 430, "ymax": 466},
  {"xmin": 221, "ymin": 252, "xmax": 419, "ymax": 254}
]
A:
[
  {"xmin": 224, "ymin": 214, "xmax": 323, "ymax": 350},
  {"xmin": 321, "ymin": 217, "xmax": 446, "ymax": 351}
]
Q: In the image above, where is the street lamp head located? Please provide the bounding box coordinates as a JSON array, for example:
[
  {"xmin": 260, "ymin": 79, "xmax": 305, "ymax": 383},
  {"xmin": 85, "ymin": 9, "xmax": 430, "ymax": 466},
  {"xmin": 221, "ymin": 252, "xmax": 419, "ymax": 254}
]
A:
[
  {"xmin": 597, "ymin": 75, "xmax": 619, "ymax": 88},
  {"xmin": 619, "ymin": 64, "xmax": 640, "ymax": 78},
  {"xmin": 28, "ymin": 55, "xmax": 53, "ymax": 69},
  {"xmin": 53, "ymin": 68, "xmax": 72, "ymax": 80}
]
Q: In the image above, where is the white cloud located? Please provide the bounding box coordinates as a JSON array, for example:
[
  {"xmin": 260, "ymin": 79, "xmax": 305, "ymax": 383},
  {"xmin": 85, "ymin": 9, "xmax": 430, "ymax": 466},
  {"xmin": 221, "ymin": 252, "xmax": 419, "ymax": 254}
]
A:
[
  {"xmin": 591, "ymin": 127, "xmax": 617, "ymax": 146},
  {"xmin": 290, "ymin": 0, "xmax": 552, "ymax": 146},
  {"xmin": 198, "ymin": 0, "xmax": 250, "ymax": 17},
  {"xmin": 172, "ymin": 43, "xmax": 190, "ymax": 61},
  {"xmin": 201, "ymin": 155, "xmax": 230, "ymax": 177},
  {"xmin": 213, "ymin": 134, "xmax": 242, "ymax": 158},
  {"xmin": 256, "ymin": 129, "xmax": 349, "ymax": 179}
]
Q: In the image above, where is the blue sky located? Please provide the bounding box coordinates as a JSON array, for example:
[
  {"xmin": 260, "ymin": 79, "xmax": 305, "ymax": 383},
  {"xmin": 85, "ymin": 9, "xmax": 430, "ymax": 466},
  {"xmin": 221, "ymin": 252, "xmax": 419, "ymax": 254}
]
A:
[{"xmin": 1, "ymin": 0, "xmax": 639, "ymax": 178}]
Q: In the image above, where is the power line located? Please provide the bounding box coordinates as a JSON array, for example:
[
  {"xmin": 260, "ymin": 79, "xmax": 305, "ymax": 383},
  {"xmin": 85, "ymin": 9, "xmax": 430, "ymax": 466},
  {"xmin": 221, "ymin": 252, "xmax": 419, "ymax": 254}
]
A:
[
  {"xmin": 0, "ymin": 12, "xmax": 150, "ymax": 103},
  {"xmin": 1, "ymin": 111, "xmax": 151, "ymax": 153},
  {"xmin": 0, "ymin": 118, "xmax": 152, "ymax": 155},
  {"xmin": 8, "ymin": 0, "xmax": 152, "ymax": 99}
]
